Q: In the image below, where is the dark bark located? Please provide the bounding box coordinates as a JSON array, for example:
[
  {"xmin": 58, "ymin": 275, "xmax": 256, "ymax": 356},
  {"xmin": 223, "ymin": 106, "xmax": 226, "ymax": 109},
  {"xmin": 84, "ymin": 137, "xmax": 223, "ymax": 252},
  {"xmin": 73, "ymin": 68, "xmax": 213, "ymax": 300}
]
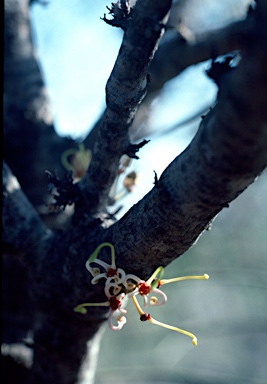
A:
[
  {"xmin": 2, "ymin": 0, "xmax": 267, "ymax": 383},
  {"xmin": 105, "ymin": 57, "xmax": 267, "ymax": 275},
  {"xmin": 146, "ymin": 16, "xmax": 254, "ymax": 96},
  {"xmin": 88, "ymin": 6, "xmax": 256, "ymax": 143},
  {"xmin": 79, "ymin": 0, "xmax": 172, "ymax": 212}
]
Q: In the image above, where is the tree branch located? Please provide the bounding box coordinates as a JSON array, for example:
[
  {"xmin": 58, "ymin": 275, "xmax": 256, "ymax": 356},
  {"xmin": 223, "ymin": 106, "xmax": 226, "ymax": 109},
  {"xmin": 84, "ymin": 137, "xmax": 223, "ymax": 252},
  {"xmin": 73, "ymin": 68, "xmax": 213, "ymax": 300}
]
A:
[
  {"xmin": 2, "ymin": 162, "xmax": 52, "ymax": 260},
  {"xmin": 147, "ymin": 16, "xmax": 254, "ymax": 96},
  {"xmin": 129, "ymin": 12, "xmax": 256, "ymax": 138},
  {"xmin": 78, "ymin": 0, "xmax": 172, "ymax": 213},
  {"xmin": 4, "ymin": 0, "xmax": 51, "ymax": 123},
  {"xmin": 3, "ymin": 2, "xmax": 267, "ymax": 383},
  {"xmin": 85, "ymin": 9, "xmax": 255, "ymax": 148},
  {"xmin": 103, "ymin": 10, "xmax": 267, "ymax": 278}
]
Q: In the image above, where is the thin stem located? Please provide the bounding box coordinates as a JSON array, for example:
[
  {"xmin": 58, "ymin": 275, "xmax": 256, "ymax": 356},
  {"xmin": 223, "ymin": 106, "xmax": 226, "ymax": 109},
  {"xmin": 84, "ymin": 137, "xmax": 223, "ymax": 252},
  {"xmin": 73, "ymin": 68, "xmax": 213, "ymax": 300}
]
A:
[
  {"xmin": 149, "ymin": 318, "xmax": 197, "ymax": 346},
  {"xmin": 146, "ymin": 266, "xmax": 164, "ymax": 286},
  {"xmin": 74, "ymin": 301, "xmax": 110, "ymax": 314},
  {"xmin": 160, "ymin": 274, "xmax": 209, "ymax": 285},
  {"xmin": 131, "ymin": 296, "xmax": 197, "ymax": 345},
  {"xmin": 131, "ymin": 295, "xmax": 144, "ymax": 316}
]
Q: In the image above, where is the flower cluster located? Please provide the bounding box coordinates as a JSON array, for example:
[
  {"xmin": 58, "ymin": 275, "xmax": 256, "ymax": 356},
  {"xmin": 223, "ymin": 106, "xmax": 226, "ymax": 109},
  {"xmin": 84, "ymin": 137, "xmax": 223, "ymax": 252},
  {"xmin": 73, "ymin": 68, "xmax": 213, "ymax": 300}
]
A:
[{"xmin": 74, "ymin": 243, "xmax": 209, "ymax": 346}]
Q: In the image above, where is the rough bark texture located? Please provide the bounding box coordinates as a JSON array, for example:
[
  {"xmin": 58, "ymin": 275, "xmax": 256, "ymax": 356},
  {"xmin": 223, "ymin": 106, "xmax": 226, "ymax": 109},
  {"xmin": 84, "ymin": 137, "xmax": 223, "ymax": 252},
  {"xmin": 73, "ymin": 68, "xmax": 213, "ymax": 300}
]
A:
[
  {"xmin": 79, "ymin": 0, "xmax": 172, "ymax": 212},
  {"xmin": 2, "ymin": 0, "xmax": 267, "ymax": 383}
]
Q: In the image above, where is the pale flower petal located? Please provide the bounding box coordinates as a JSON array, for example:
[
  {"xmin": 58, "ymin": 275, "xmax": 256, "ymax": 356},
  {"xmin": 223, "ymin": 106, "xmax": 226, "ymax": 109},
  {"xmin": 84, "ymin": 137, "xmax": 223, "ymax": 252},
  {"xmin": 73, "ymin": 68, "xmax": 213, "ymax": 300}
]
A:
[
  {"xmin": 108, "ymin": 310, "xmax": 127, "ymax": 331},
  {"xmin": 91, "ymin": 273, "xmax": 108, "ymax": 285},
  {"xmin": 149, "ymin": 288, "xmax": 167, "ymax": 306}
]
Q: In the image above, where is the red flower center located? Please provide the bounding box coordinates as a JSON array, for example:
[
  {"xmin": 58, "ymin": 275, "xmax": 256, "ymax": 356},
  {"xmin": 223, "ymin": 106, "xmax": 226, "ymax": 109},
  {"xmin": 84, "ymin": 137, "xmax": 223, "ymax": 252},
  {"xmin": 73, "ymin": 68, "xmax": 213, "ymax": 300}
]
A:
[
  {"xmin": 109, "ymin": 296, "xmax": 121, "ymax": 311},
  {"xmin": 106, "ymin": 268, "xmax": 118, "ymax": 277},
  {"xmin": 140, "ymin": 313, "xmax": 151, "ymax": 322},
  {"xmin": 138, "ymin": 282, "xmax": 151, "ymax": 295}
]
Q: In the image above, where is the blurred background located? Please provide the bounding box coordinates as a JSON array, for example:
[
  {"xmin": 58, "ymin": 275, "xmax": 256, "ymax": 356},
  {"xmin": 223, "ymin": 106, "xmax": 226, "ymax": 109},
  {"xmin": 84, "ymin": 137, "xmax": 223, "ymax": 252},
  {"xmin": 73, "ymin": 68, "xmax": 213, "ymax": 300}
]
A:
[{"xmin": 30, "ymin": 1, "xmax": 267, "ymax": 383}]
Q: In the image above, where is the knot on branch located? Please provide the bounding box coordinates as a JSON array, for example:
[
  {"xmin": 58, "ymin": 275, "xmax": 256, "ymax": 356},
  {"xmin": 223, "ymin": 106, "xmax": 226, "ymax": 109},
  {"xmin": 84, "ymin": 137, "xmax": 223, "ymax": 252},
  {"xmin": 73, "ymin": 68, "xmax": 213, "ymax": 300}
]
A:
[
  {"xmin": 102, "ymin": 1, "xmax": 133, "ymax": 31},
  {"xmin": 125, "ymin": 139, "xmax": 150, "ymax": 159},
  {"xmin": 206, "ymin": 55, "xmax": 237, "ymax": 90},
  {"xmin": 153, "ymin": 171, "xmax": 159, "ymax": 188},
  {"xmin": 46, "ymin": 170, "xmax": 81, "ymax": 211}
]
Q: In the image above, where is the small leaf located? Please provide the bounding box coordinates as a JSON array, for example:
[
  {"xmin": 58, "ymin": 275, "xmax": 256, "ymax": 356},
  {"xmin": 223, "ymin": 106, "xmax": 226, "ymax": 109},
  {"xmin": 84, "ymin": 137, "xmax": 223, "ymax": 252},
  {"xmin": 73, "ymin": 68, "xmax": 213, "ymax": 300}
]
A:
[
  {"xmin": 74, "ymin": 306, "xmax": 87, "ymax": 314},
  {"xmin": 150, "ymin": 279, "xmax": 159, "ymax": 291}
]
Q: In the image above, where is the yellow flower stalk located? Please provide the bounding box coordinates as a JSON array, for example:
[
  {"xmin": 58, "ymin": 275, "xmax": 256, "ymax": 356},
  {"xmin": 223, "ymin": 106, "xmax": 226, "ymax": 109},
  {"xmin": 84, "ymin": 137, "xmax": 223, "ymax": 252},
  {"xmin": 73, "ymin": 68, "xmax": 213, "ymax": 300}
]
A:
[
  {"xmin": 160, "ymin": 273, "xmax": 209, "ymax": 286},
  {"xmin": 131, "ymin": 295, "xmax": 198, "ymax": 346}
]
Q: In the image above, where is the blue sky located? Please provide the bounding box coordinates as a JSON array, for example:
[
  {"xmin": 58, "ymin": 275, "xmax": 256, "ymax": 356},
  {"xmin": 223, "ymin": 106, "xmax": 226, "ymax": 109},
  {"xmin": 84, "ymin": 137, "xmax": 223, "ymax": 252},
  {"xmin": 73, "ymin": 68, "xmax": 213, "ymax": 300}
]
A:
[{"xmin": 31, "ymin": 1, "xmax": 122, "ymax": 138}]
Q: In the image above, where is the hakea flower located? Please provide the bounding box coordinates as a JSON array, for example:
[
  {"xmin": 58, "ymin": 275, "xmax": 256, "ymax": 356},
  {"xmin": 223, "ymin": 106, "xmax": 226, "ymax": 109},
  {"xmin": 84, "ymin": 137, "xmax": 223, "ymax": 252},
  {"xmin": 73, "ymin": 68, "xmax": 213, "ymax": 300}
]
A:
[
  {"xmin": 85, "ymin": 242, "xmax": 126, "ymax": 298},
  {"xmin": 74, "ymin": 242, "xmax": 209, "ymax": 345},
  {"xmin": 128, "ymin": 267, "xmax": 209, "ymax": 346},
  {"xmin": 74, "ymin": 293, "xmax": 127, "ymax": 331},
  {"xmin": 126, "ymin": 267, "xmax": 167, "ymax": 307}
]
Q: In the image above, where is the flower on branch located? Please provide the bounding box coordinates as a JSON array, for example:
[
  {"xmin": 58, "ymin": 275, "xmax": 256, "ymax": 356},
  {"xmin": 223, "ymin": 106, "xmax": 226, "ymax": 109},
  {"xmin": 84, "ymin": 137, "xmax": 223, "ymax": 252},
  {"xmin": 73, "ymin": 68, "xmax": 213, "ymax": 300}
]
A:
[
  {"xmin": 85, "ymin": 242, "xmax": 126, "ymax": 297},
  {"xmin": 109, "ymin": 156, "xmax": 140, "ymax": 204},
  {"xmin": 61, "ymin": 142, "xmax": 92, "ymax": 180},
  {"xmin": 126, "ymin": 266, "xmax": 167, "ymax": 307},
  {"xmin": 74, "ymin": 243, "xmax": 209, "ymax": 345},
  {"xmin": 74, "ymin": 293, "xmax": 127, "ymax": 331}
]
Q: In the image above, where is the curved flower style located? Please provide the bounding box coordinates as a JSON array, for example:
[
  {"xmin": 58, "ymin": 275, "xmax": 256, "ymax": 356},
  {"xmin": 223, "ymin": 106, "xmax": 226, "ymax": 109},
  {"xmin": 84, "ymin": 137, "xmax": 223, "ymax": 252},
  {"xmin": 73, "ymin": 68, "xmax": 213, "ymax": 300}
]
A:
[
  {"xmin": 74, "ymin": 293, "xmax": 127, "ymax": 331},
  {"xmin": 74, "ymin": 243, "xmax": 209, "ymax": 345},
  {"xmin": 127, "ymin": 266, "xmax": 209, "ymax": 345},
  {"xmin": 131, "ymin": 295, "xmax": 198, "ymax": 346}
]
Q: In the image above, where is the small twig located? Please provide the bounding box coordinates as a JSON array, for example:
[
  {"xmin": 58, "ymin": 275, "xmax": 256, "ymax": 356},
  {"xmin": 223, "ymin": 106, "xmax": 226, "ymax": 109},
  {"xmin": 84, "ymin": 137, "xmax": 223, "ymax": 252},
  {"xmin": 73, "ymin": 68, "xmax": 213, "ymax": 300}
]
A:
[
  {"xmin": 206, "ymin": 55, "xmax": 237, "ymax": 91},
  {"xmin": 46, "ymin": 170, "xmax": 81, "ymax": 211},
  {"xmin": 153, "ymin": 171, "xmax": 159, "ymax": 187},
  {"xmin": 101, "ymin": 0, "xmax": 132, "ymax": 31},
  {"xmin": 125, "ymin": 139, "xmax": 150, "ymax": 159}
]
